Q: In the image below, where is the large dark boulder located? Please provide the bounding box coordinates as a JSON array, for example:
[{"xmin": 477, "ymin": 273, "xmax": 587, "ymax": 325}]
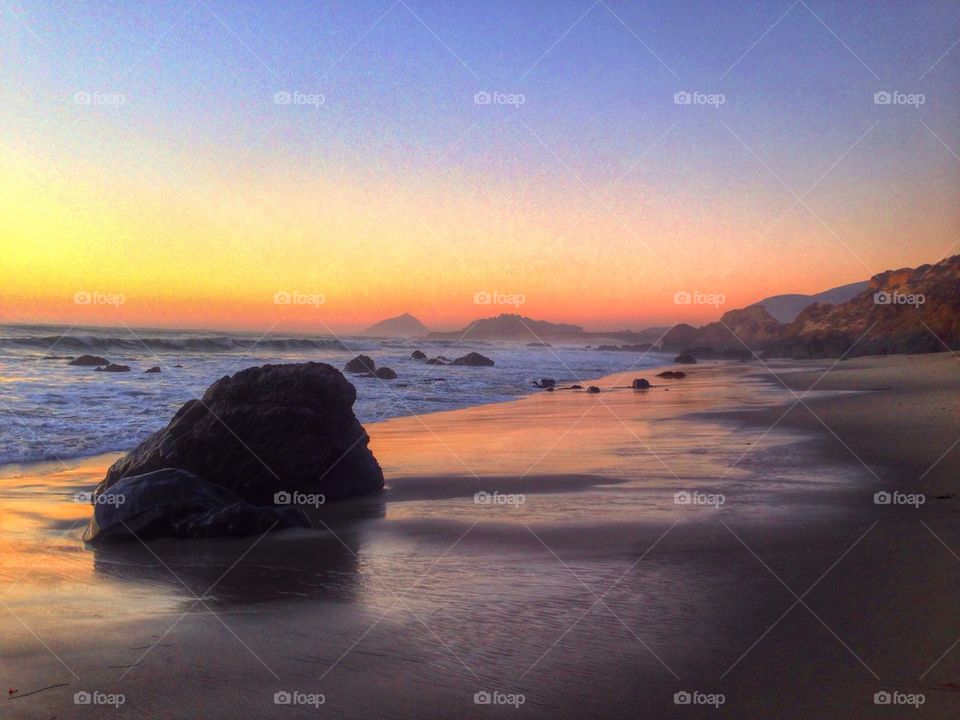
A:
[
  {"xmin": 70, "ymin": 354, "xmax": 109, "ymax": 366},
  {"xmin": 632, "ymin": 378, "xmax": 651, "ymax": 389},
  {"xmin": 451, "ymin": 352, "xmax": 495, "ymax": 367},
  {"xmin": 344, "ymin": 355, "xmax": 376, "ymax": 373},
  {"xmin": 84, "ymin": 468, "xmax": 310, "ymax": 543},
  {"xmin": 374, "ymin": 367, "xmax": 397, "ymax": 380},
  {"xmin": 411, "ymin": 350, "xmax": 427, "ymax": 360},
  {"xmin": 97, "ymin": 362, "xmax": 384, "ymax": 505},
  {"xmin": 96, "ymin": 363, "xmax": 131, "ymax": 373}
]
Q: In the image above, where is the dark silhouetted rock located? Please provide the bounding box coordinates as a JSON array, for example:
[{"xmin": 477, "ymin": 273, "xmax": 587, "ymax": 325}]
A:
[
  {"xmin": 632, "ymin": 378, "xmax": 651, "ymax": 389},
  {"xmin": 70, "ymin": 355, "xmax": 109, "ymax": 367},
  {"xmin": 97, "ymin": 362, "xmax": 384, "ymax": 506},
  {"xmin": 533, "ymin": 378, "xmax": 556, "ymax": 388},
  {"xmin": 374, "ymin": 367, "xmax": 398, "ymax": 380},
  {"xmin": 411, "ymin": 350, "xmax": 427, "ymax": 360},
  {"xmin": 344, "ymin": 355, "xmax": 376, "ymax": 373},
  {"xmin": 144, "ymin": 366, "xmax": 161, "ymax": 374},
  {"xmin": 83, "ymin": 468, "xmax": 310, "ymax": 543},
  {"xmin": 674, "ymin": 352, "xmax": 697, "ymax": 364},
  {"xmin": 96, "ymin": 363, "xmax": 131, "ymax": 373},
  {"xmin": 426, "ymin": 357, "xmax": 448, "ymax": 365},
  {"xmin": 587, "ymin": 386, "xmax": 600, "ymax": 394},
  {"xmin": 570, "ymin": 384, "xmax": 583, "ymax": 389},
  {"xmin": 451, "ymin": 352, "xmax": 494, "ymax": 367},
  {"xmin": 657, "ymin": 371, "xmax": 687, "ymax": 379}
]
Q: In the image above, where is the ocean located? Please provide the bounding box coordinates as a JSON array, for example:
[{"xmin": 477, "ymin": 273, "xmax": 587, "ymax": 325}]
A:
[{"xmin": 0, "ymin": 324, "xmax": 671, "ymax": 467}]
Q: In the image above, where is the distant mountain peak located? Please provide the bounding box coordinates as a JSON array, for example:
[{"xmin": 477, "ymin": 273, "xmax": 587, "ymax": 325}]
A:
[{"xmin": 364, "ymin": 313, "xmax": 430, "ymax": 337}]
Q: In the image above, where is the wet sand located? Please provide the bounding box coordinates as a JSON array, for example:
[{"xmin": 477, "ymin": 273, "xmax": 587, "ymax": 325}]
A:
[{"xmin": 2, "ymin": 354, "xmax": 960, "ymax": 718}]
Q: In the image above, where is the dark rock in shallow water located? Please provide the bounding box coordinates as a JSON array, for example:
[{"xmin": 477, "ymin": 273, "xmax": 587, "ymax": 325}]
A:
[
  {"xmin": 97, "ymin": 362, "xmax": 384, "ymax": 506},
  {"xmin": 674, "ymin": 351, "xmax": 697, "ymax": 365},
  {"xmin": 411, "ymin": 350, "xmax": 427, "ymax": 360},
  {"xmin": 426, "ymin": 357, "xmax": 449, "ymax": 365},
  {"xmin": 96, "ymin": 363, "xmax": 131, "ymax": 373},
  {"xmin": 70, "ymin": 354, "xmax": 109, "ymax": 367},
  {"xmin": 344, "ymin": 354, "xmax": 376, "ymax": 373},
  {"xmin": 144, "ymin": 366, "xmax": 161, "ymax": 374},
  {"xmin": 451, "ymin": 352, "xmax": 494, "ymax": 367},
  {"xmin": 533, "ymin": 378, "xmax": 556, "ymax": 388},
  {"xmin": 587, "ymin": 386, "xmax": 600, "ymax": 394},
  {"xmin": 83, "ymin": 468, "xmax": 310, "ymax": 543},
  {"xmin": 657, "ymin": 371, "xmax": 687, "ymax": 379},
  {"xmin": 632, "ymin": 378, "xmax": 651, "ymax": 389},
  {"xmin": 374, "ymin": 367, "xmax": 397, "ymax": 380}
]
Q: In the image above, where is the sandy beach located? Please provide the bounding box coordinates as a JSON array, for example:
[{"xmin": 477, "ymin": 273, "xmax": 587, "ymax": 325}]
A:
[{"xmin": 2, "ymin": 353, "xmax": 959, "ymax": 718}]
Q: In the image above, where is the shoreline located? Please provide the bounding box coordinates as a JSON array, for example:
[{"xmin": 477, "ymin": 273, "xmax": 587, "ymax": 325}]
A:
[{"xmin": 2, "ymin": 353, "xmax": 959, "ymax": 719}]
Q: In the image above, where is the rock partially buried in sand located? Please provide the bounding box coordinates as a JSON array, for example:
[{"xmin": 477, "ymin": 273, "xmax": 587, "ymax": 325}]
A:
[
  {"xmin": 96, "ymin": 363, "xmax": 131, "ymax": 373},
  {"xmin": 411, "ymin": 350, "xmax": 427, "ymax": 360},
  {"xmin": 69, "ymin": 354, "xmax": 109, "ymax": 367},
  {"xmin": 83, "ymin": 468, "xmax": 310, "ymax": 543},
  {"xmin": 451, "ymin": 352, "xmax": 495, "ymax": 367},
  {"xmin": 144, "ymin": 366, "xmax": 161, "ymax": 374},
  {"xmin": 97, "ymin": 362, "xmax": 384, "ymax": 506},
  {"xmin": 344, "ymin": 354, "xmax": 376, "ymax": 373},
  {"xmin": 632, "ymin": 378, "xmax": 651, "ymax": 389},
  {"xmin": 374, "ymin": 367, "xmax": 398, "ymax": 380},
  {"xmin": 657, "ymin": 371, "xmax": 687, "ymax": 379},
  {"xmin": 674, "ymin": 351, "xmax": 697, "ymax": 365},
  {"xmin": 587, "ymin": 386, "xmax": 600, "ymax": 394}
]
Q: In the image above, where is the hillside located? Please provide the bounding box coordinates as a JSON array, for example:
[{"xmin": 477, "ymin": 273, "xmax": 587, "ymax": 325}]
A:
[
  {"xmin": 751, "ymin": 280, "xmax": 869, "ymax": 323},
  {"xmin": 364, "ymin": 313, "xmax": 430, "ymax": 337},
  {"xmin": 427, "ymin": 313, "xmax": 585, "ymax": 341}
]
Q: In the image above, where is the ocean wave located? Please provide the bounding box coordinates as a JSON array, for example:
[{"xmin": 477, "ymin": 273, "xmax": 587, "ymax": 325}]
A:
[{"xmin": 1, "ymin": 335, "xmax": 348, "ymax": 353}]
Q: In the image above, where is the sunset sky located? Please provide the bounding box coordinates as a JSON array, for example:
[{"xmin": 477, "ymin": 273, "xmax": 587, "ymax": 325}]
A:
[{"xmin": 2, "ymin": 1, "xmax": 959, "ymax": 332}]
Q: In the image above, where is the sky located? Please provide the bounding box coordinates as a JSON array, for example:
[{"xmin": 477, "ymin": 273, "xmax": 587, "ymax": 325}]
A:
[{"xmin": 1, "ymin": 0, "xmax": 959, "ymax": 332}]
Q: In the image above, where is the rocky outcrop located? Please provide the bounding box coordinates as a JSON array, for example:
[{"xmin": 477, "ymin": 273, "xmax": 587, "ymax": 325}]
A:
[
  {"xmin": 344, "ymin": 355, "xmax": 376, "ymax": 373},
  {"xmin": 96, "ymin": 363, "xmax": 131, "ymax": 372},
  {"xmin": 70, "ymin": 355, "xmax": 109, "ymax": 366},
  {"xmin": 84, "ymin": 468, "xmax": 310, "ymax": 543},
  {"xmin": 144, "ymin": 366, "xmax": 161, "ymax": 373},
  {"xmin": 451, "ymin": 352, "xmax": 495, "ymax": 367},
  {"xmin": 411, "ymin": 350, "xmax": 427, "ymax": 360},
  {"xmin": 374, "ymin": 367, "xmax": 398, "ymax": 380},
  {"xmin": 533, "ymin": 378, "xmax": 556, "ymax": 388},
  {"xmin": 657, "ymin": 371, "xmax": 687, "ymax": 379},
  {"xmin": 97, "ymin": 362, "xmax": 384, "ymax": 506},
  {"xmin": 632, "ymin": 378, "xmax": 651, "ymax": 389}
]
